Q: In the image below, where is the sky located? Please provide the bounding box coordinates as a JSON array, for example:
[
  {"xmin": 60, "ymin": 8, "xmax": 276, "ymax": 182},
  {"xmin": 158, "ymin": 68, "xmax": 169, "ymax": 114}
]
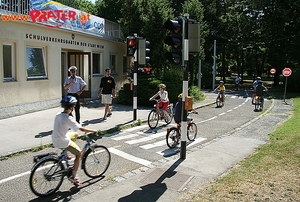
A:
[{"xmin": 87, "ymin": 0, "xmax": 96, "ymax": 4}]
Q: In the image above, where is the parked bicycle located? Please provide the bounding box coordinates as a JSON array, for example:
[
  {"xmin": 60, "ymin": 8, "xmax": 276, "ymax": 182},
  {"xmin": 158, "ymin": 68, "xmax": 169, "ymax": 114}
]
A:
[
  {"xmin": 166, "ymin": 111, "xmax": 198, "ymax": 148},
  {"xmin": 29, "ymin": 133, "xmax": 111, "ymax": 197},
  {"xmin": 148, "ymin": 99, "xmax": 174, "ymax": 129}
]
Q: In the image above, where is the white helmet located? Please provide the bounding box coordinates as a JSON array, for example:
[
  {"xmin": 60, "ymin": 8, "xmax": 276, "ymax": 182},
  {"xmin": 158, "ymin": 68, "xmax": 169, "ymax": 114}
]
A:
[{"xmin": 68, "ymin": 66, "xmax": 77, "ymax": 72}]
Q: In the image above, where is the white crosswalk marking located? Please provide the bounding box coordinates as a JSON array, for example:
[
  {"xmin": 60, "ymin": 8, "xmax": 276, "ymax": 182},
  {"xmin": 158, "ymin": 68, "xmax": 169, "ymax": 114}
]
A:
[
  {"xmin": 140, "ymin": 140, "xmax": 166, "ymax": 149},
  {"xmin": 112, "ymin": 133, "xmax": 139, "ymax": 141},
  {"xmin": 126, "ymin": 131, "xmax": 166, "ymax": 144},
  {"xmin": 156, "ymin": 137, "xmax": 207, "ymax": 155},
  {"xmin": 109, "ymin": 147, "xmax": 152, "ymax": 166}
]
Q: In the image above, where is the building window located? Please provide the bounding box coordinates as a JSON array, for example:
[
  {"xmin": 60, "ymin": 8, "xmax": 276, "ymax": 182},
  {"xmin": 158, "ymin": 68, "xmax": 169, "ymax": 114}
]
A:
[
  {"xmin": 109, "ymin": 54, "xmax": 116, "ymax": 74},
  {"xmin": 123, "ymin": 56, "xmax": 127, "ymax": 73},
  {"xmin": 3, "ymin": 43, "xmax": 15, "ymax": 82},
  {"xmin": 92, "ymin": 52, "xmax": 102, "ymax": 75},
  {"xmin": 26, "ymin": 46, "xmax": 47, "ymax": 79}
]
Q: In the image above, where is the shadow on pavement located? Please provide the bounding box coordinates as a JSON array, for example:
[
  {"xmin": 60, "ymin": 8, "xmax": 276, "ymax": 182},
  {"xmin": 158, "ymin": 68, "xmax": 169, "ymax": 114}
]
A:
[
  {"xmin": 118, "ymin": 159, "xmax": 184, "ymax": 202},
  {"xmin": 28, "ymin": 177, "xmax": 104, "ymax": 202}
]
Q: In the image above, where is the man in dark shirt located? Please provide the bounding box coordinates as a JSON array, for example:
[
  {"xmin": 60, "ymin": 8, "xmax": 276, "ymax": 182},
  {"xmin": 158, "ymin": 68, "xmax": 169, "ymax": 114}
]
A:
[{"xmin": 97, "ymin": 68, "xmax": 116, "ymax": 120}]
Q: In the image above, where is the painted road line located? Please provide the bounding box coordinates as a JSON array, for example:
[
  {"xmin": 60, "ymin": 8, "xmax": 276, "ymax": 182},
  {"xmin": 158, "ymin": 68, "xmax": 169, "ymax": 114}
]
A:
[
  {"xmin": 140, "ymin": 140, "xmax": 166, "ymax": 150},
  {"xmin": 125, "ymin": 132, "xmax": 166, "ymax": 144},
  {"xmin": 108, "ymin": 147, "xmax": 151, "ymax": 166},
  {"xmin": 156, "ymin": 137, "xmax": 207, "ymax": 156},
  {"xmin": 112, "ymin": 133, "xmax": 139, "ymax": 141}
]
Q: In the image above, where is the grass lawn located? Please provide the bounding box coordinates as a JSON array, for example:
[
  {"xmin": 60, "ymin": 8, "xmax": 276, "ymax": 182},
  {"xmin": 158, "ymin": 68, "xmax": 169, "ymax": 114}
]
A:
[{"xmin": 178, "ymin": 95, "xmax": 300, "ymax": 201}]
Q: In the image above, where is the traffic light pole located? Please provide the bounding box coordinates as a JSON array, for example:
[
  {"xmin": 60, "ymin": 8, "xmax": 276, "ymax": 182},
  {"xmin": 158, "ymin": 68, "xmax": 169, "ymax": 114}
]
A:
[
  {"xmin": 180, "ymin": 14, "xmax": 189, "ymax": 160},
  {"xmin": 133, "ymin": 35, "xmax": 138, "ymax": 121}
]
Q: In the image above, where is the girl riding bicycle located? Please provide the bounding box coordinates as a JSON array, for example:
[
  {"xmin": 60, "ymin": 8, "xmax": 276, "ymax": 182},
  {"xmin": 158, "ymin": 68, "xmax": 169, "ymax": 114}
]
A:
[
  {"xmin": 149, "ymin": 84, "xmax": 170, "ymax": 120},
  {"xmin": 51, "ymin": 96, "xmax": 98, "ymax": 185}
]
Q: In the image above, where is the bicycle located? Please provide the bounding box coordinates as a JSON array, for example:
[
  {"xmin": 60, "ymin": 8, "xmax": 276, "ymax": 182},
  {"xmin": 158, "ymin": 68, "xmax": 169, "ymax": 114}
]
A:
[
  {"xmin": 166, "ymin": 111, "xmax": 198, "ymax": 148},
  {"xmin": 148, "ymin": 99, "xmax": 174, "ymax": 129},
  {"xmin": 215, "ymin": 91, "xmax": 225, "ymax": 108},
  {"xmin": 254, "ymin": 95, "xmax": 263, "ymax": 111},
  {"xmin": 29, "ymin": 133, "xmax": 111, "ymax": 197}
]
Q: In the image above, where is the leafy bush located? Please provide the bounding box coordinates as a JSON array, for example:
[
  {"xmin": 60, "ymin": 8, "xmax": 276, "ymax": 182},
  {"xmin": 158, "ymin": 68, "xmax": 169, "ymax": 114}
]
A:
[{"xmin": 117, "ymin": 69, "xmax": 204, "ymax": 106}]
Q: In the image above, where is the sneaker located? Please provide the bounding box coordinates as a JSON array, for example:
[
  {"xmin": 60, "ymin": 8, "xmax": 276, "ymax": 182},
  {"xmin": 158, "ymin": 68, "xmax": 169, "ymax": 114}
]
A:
[
  {"xmin": 103, "ymin": 116, "xmax": 107, "ymax": 120},
  {"xmin": 107, "ymin": 113, "xmax": 112, "ymax": 117},
  {"xmin": 68, "ymin": 176, "xmax": 82, "ymax": 186}
]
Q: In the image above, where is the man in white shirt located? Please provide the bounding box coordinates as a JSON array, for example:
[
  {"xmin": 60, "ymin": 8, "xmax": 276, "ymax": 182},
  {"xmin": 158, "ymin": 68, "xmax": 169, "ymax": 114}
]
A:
[{"xmin": 64, "ymin": 66, "xmax": 87, "ymax": 123}]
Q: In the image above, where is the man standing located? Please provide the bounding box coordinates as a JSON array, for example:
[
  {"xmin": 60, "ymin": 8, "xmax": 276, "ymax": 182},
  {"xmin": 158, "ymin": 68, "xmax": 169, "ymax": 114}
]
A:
[
  {"xmin": 235, "ymin": 75, "xmax": 242, "ymax": 90},
  {"xmin": 98, "ymin": 68, "xmax": 116, "ymax": 120},
  {"xmin": 63, "ymin": 66, "xmax": 87, "ymax": 123}
]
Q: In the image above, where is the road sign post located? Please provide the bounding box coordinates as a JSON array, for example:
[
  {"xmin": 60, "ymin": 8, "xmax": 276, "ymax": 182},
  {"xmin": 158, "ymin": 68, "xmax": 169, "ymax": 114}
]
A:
[
  {"xmin": 282, "ymin": 68, "xmax": 292, "ymax": 103},
  {"xmin": 270, "ymin": 68, "xmax": 276, "ymax": 88}
]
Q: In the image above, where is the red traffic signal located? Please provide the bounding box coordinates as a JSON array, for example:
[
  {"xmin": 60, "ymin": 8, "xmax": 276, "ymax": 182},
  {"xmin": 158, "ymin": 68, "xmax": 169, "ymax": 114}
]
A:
[{"xmin": 127, "ymin": 37, "xmax": 137, "ymax": 56}]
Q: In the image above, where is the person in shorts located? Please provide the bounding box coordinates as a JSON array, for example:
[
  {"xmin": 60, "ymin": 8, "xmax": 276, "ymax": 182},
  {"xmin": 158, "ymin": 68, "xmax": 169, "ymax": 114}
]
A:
[
  {"xmin": 97, "ymin": 68, "xmax": 117, "ymax": 120},
  {"xmin": 51, "ymin": 96, "xmax": 98, "ymax": 185}
]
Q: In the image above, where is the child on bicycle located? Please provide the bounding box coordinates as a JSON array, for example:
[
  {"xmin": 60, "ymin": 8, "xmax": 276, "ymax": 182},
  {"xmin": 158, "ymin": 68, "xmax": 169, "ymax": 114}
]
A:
[
  {"xmin": 149, "ymin": 84, "xmax": 170, "ymax": 120},
  {"xmin": 174, "ymin": 93, "xmax": 198, "ymax": 124},
  {"xmin": 214, "ymin": 80, "xmax": 226, "ymax": 102},
  {"xmin": 255, "ymin": 80, "xmax": 268, "ymax": 104},
  {"xmin": 51, "ymin": 96, "xmax": 98, "ymax": 186}
]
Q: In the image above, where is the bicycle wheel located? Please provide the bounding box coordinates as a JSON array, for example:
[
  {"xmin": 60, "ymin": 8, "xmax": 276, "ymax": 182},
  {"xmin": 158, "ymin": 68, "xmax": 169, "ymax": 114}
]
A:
[
  {"xmin": 164, "ymin": 106, "xmax": 173, "ymax": 125},
  {"xmin": 187, "ymin": 122, "xmax": 197, "ymax": 141},
  {"xmin": 216, "ymin": 97, "xmax": 222, "ymax": 107},
  {"xmin": 82, "ymin": 145, "xmax": 111, "ymax": 178},
  {"xmin": 166, "ymin": 127, "xmax": 180, "ymax": 148},
  {"xmin": 254, "ymin": 97, "xmax": 260, "ymax": 111},
  {"xmin": 29, "ymin": 157, "xmax": 64, "ymax": 197},
  {"xmin": 148, "ymin": 110, "xmax": 159, "ymax": 129}
]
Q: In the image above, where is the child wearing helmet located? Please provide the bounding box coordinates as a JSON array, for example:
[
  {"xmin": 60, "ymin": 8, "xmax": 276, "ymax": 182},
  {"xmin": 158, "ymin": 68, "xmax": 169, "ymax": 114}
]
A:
[
  {"xmin": 51, "ymin": 96, "xmax": 98, "ymax": 186},
  {"xmin": 149, "ymin": 84, "xmax": 170, "ymax": 119},
  {"xmin": 174, "ymin": 93, "xmax": 198, "ymax": 124},
  {"xmin": 214, "ymin": 81, "xmax": 226, "ymax": 102}
]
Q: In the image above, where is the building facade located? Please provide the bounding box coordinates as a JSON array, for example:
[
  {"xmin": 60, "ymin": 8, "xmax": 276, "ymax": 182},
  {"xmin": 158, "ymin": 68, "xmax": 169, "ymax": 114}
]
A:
[{"xmin": 0, "ymin": 0, "xmax": 128, "ymax": 119}]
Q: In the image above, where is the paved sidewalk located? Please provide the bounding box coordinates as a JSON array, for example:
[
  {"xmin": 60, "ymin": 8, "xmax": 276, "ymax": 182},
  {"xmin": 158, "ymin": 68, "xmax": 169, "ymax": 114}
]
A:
[{"xmin": 0, "ymin": 91, "xmax": 216, "ymax": 157}]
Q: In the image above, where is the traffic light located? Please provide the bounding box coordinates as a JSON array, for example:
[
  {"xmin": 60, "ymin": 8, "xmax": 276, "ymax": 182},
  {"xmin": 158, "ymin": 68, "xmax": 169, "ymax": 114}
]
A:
[
  {"xmin": 126, "ymin": 36, "xmax": 137, "ymax": 56},
  {"xmin": 164, "ymin": 19, "xmax": 183, "ymax": 65},
  {"xmin": 138, "ymin": 39, "xmax": 150, "ymax": 65}
]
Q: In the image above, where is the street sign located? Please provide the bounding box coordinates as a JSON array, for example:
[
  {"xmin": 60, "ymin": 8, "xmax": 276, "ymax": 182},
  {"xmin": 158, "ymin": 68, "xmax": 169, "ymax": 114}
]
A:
[
  {"xmin": 270, "ymin": 68, "xmax": 276, "ymax": 75},
  {"xmin": 282, "ymin": 68, "xmax": 292, "ymax": 77}
]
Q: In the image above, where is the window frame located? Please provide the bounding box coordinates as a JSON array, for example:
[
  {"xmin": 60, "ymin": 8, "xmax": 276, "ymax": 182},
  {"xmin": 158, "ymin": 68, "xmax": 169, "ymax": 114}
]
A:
[
  {"xmin": 109, "ymin": 53, "xmax": 117, "ymax": 74},
  {"xmin": 92, "ymin": 52, "xmax": 102, "ymax": 75},
  {"xmin": 3, "ymin": 42, "xmax": 16, "ymax": 82},
  {"xmin": 26, "ymin": 46, "xmax": 47, "ymax": 80}
]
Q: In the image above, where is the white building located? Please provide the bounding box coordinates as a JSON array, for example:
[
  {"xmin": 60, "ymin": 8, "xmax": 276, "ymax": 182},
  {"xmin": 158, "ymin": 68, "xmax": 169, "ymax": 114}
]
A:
[{"xmin": 0, "ymin": 0, "xmax": 128, "ymax": 119}]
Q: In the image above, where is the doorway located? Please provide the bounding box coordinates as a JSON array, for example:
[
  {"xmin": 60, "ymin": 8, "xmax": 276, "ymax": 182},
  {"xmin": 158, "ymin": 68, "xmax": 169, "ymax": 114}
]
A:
[{"xmin": 67, "ymin": 52, "xmax": 91, "ymax": 98}]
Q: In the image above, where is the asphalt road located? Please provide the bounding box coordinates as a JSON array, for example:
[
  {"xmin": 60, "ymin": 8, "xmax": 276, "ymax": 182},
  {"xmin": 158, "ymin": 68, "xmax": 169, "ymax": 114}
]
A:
[{"xmin": 0, "ymin": 91, "xmax": 272, "ymax": 202}]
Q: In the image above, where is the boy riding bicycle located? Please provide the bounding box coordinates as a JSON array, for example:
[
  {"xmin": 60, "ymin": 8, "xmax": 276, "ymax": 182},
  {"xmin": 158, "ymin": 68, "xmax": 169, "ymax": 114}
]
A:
[
  {"xmin": 51, "ymin": 96, "xmax": 98, "ymax": 185},
  {"xmin": 174, "ymin": 93, "xmax": 198, "ymax": 124}
]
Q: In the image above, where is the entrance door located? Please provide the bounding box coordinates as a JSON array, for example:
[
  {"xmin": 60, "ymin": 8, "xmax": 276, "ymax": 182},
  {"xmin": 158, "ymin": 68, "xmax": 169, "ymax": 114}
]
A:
[{"xmin": 68, "ymin": 52, "xmax": 91, "ymax": 98}]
